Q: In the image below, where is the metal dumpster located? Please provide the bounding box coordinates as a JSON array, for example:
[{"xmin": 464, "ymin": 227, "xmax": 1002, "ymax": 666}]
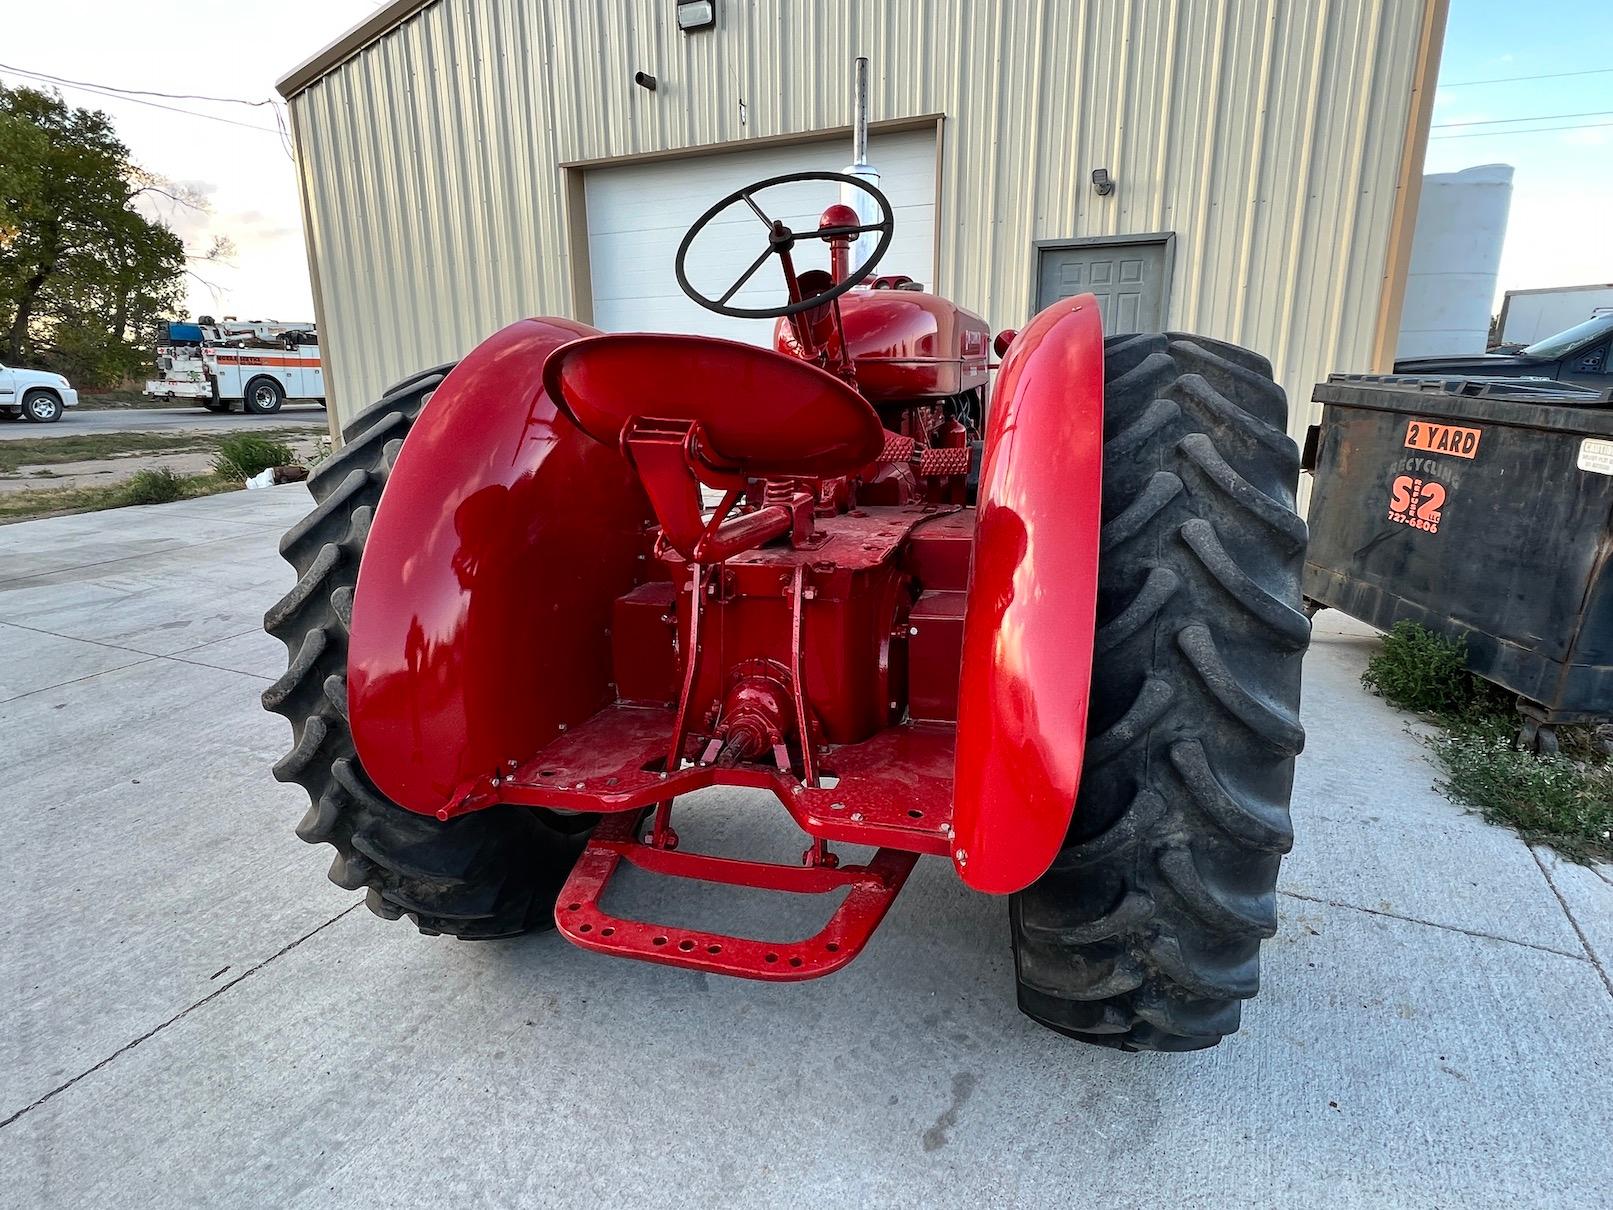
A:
[{"xmin": 1301, "ymin": 374, "xmax": 1613, "ymax": 752}]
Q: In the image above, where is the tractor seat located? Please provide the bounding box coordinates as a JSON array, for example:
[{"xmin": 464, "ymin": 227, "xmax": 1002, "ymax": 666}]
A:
[{"xmin": 542, "ymin": 333, "xmax": 885, "ymax": 480}]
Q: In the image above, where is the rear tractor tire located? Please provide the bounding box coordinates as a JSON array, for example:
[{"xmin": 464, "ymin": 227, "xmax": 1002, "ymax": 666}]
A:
[
  {"xmin": 262, "ymin": 365, "xmax": 593, "ymax": 937},
  {"xmin": 1012, "ymin": 332, "xmax": 1309, "ymax": 1051}
]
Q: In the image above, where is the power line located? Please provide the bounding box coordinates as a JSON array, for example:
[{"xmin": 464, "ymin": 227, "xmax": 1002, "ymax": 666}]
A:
[
  {"xmin": 1428, "ymin": 119, "xmax": 1613, "ymax": 140},
  {"xmin": 1432, "ymin": 108, "xmax": 1613, "ymax": 129},
  {"xmin": 0, "ymin": 61, "xmax": 273, "ymax": 107},
  {"xmin": 1441, "ymin": 66, "xmax": 1613, "ymax": 88},
  {"xmin": 0, "ymin": 65, "xmax": 280, "ymax": 135}
]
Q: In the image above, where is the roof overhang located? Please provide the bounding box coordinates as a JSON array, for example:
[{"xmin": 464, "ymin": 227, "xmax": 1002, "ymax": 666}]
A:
[{"xmin": 276, "ymin": 0, "xmax": 439, "ymax": 99}]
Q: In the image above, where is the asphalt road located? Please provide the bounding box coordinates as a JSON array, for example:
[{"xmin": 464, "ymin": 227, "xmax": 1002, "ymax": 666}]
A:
[
  {"xmin": 0, "ymin": 402, "xmax": 328, "ymax": 440},
  {"xmin": 1, "ymin": 488, "xmax": 1609, "ymax": 1207}
]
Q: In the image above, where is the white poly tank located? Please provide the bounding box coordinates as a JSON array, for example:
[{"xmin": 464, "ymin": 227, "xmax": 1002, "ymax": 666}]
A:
[{"xmin": 1395, "ymin": 164, "xmax": 1514, "ymax": 359}]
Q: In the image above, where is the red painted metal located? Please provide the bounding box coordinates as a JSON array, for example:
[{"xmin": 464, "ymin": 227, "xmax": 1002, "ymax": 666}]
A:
[
  {"xmin": 343, "ymin": 163, "xmax": 1114, "ymax": 977},
  {"xmin": 555, "ymin": 813, "xmax": 917, "ymax": 981},
  {"xmin": 495, "ymin": 703, "xmax": 958, "ymax": 854},
  {"xmin": 778, "ymin": 290, "xmax": 991, "ymax": 401},
  {"xmin": 821, "ymin": 202, "xmax": 859, "ymax": 285},
  {"xmin": 347, "ymin": 317, "xmax": 653, "ymax": 816},
  {"xmin": 951, "ymin": 294, "xmax": 1105, "ymax": 894},
  {"xmin": 543, "ymin": 332, "xmax": 885, "ymax": 480}
]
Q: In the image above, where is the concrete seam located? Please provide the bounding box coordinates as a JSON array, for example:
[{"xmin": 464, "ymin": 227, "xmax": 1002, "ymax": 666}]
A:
[
  {"xmin": 1278, "ymin": 889, "xmax": 1589, "ymax": 962},
  {"xmin": 0, "ymin": 618, "xmax": 167, "ymax": 657},
  {"xmin": 0, "ymin": 656, "xmax": 161, "ymax": 705},
  {"xmin": 162, "ymin": 655, "xmax": 275, "ymax": 682},
  {"xmin": 0, "ymin": 904, "xmax": 361, "ymax": 1132},
  {"xmin": 1527, "ymin": 848, "xmax": 1613, "ymax": 999},
  {"xmin": 166, "ymin": 627, "xmax": 272, "ymax": 657}
]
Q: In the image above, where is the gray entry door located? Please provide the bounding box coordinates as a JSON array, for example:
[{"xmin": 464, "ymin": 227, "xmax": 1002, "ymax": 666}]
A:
[{"xmin": 1036, "ymin": 238, "xmax": 1171, "ymax": 333}]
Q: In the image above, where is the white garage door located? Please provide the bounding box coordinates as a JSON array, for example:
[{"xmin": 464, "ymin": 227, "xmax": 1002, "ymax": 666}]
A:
[{"xmin": 584, "ymin": 128, "xmax": 937, "ymax": 344}]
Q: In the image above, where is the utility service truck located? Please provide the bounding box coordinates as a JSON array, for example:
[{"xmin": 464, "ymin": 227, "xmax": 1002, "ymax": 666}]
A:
[{"xmin": 145, "ymin": 318, "xmax": 324, "ymax": 414}]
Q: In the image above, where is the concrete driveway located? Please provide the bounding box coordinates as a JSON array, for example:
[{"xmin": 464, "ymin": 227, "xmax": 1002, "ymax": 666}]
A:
[
  {"xmin": 0, "ymin": 403, "xmax": 327, "ymax": 440},
  {"xmin": 1, "ymin": 488, "xmax": 1609, "ymax": 1208}
]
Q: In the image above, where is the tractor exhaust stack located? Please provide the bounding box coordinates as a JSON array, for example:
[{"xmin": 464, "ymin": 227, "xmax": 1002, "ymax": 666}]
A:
[
  {"xmin": 842, "ymin": 56, "xmax": 880, "ymax": 272},
  {"xmin": 851, "ymin": 55, "xmax": 870, "ymax": 166}
]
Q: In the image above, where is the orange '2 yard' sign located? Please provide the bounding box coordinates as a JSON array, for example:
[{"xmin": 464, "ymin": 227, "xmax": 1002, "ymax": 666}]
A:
[{"xmin": 1404, "ymin": 419, "xmax": 1482, "ymax": 459}]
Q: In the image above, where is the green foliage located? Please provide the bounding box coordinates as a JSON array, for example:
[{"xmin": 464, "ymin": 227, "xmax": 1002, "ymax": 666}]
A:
[
  {"xmin": 0, "ymin": 430, "xmax": 210, "ymax": 474},
  {"xmin": 0, "ymin": 85, "xmax": 186, "ymax": 386},
  {"xmin": 0, "ymin": 470, "xmax": 240, "ymax": 522},
  {"xmin": 1432, "ymin": 718, "xmax": 1613, "ymax": 864},
  {"xmin": 118, "ymin": 467, "xmax": 187, "ymax": 505},
  {"xmin": 1360, "ymin": 620, "xmax": 1509, "ymax": 720},
  {"xmin": 1363, "ymin": 621, "xmax": 1612, "ymax": 862},
  {"xmin": 212, "ymin": 433, "xmax": 293, "ymax": 481}
]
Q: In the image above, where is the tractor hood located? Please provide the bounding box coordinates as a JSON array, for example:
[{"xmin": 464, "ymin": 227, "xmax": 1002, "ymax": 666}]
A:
[{"xmin": 776, "ymin": 288, "xmax": 990, "ymax": 401}]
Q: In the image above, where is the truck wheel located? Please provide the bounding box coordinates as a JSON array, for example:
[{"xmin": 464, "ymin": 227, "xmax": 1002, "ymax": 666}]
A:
[
  {"xmin": 243, "ymin": 377, "xmax": 285, "ymax": 414},
  {"xmin": 21, "ymin": 389, "xmax": 63, "ymax": 423},
  {"xmin": 1012, "ymin": 332, "xmax": 1308, "ymax": 1051},
  {"xmin": 262, "ymin": 367, "xmax": 593, "ymax": 937}
]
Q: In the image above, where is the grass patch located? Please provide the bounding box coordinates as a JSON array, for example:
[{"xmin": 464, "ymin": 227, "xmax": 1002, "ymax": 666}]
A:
[
  {"xmin": 1432, "ymin": 719, "xmax": 1613, "ymax": 863},
  {"xmin": 1, "ymin": 428, "xmax": 314, "ymax": 479},
  {"xmin": 120, "ymin": 467, "xmax": 188, "ymax": 505},
  {"xmin": 77, "ymin": 390, "xmax": 160, "ymax": 409},
  {"xmin": 1360, "ymin": 620, "xmax": 1513, "ymax": 720},
  {"xmin": 211, "ymin": 432, "xmax": 295, "ymax": 482},
  {"xmin": 1362, "ymin": 620, "xmax": 1611, "ymax": 863},
  {"xmin": 0, "ymin": 431, "xmax": 212, "ymax": 474},
  {"xmin": 0, "ymin": 471, "xmax": 238, "ymax": 523}
]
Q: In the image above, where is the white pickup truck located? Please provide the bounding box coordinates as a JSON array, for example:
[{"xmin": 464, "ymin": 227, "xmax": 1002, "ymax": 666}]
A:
[{"xmin": 0, "ymin": 361, "xmax": 78, "ymax": 423}]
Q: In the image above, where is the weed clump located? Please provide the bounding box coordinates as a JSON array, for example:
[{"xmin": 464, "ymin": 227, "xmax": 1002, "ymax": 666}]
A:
[
  {"xmin": 119, "ymin": 467, "xmax": 188, "ymax": 505},
  {"xmin": 212, "ymin": 433, "xmax": 293, "ymax": 481},
  {"xmin": 1361, "ymin": 620, "xmax": 1510, "ymax": 720},
  {"xmin": 1362, "ymin": 620, "xmax": 1612, "ymax": 862}
]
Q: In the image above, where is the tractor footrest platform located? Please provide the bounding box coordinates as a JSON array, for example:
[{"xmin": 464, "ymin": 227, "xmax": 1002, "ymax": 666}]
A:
[{"xmin": 555, "ymin": 813, "xmax": 918, "ymax": 981}]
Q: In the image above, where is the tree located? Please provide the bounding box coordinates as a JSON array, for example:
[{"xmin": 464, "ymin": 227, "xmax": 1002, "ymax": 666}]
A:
[{"xmin": 0, "ymin": 86, "xmax": 186, "ymax": 385}]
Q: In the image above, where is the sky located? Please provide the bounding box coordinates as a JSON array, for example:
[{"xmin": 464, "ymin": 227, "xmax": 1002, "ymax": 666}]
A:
[
  {"xmin": 2, "ymin": 0, "xmax": 1610, "ymax": 324},
  {"xmin": 1422, "ymin": 0, "xmax": 1613, "ymax": 305},
  {"xmin": 1, "ymin": 0, "xmax": 382, "ymax": 322}
]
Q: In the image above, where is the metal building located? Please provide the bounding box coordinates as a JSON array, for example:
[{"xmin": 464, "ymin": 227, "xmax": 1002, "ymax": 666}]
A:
[{"xmin": 278, "ymin": 0, "xmax": 1447, "ymax": 441}]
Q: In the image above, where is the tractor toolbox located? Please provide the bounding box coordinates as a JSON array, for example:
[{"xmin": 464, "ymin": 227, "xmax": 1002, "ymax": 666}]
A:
[{"xmin": 1302, "ymin": 374, "xmax": 1613, "ymax": 750}]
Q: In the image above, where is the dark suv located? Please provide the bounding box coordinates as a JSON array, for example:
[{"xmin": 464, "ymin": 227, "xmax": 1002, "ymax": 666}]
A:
[{"xmin": 1395, "ymin": 311, "xmax": 1613, "ymax": 391}]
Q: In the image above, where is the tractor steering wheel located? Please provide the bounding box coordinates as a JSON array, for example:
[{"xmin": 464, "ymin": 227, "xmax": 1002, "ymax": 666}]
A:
[{"xmin": 674, "ymin": 171, "xmax": 894, "ymax": 319}]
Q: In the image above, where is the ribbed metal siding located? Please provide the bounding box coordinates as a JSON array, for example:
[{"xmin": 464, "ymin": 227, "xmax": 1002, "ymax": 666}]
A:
[{"xmin": 289, "ymin": 0, "xmax": 1431, "ymax": 438}]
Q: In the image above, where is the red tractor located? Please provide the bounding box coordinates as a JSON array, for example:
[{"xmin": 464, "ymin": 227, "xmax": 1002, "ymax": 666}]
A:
[{"xmin": 265, "ymin": 168, "xmax": 1307, "ymax": 1051}]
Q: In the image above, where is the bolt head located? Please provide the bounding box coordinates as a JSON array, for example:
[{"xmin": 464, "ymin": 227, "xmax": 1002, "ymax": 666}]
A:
[
  {"xmin": 954, "ymin": 849, "xmax": 968, "ymax": 863},
  {"xmin": 908, "ymin": 626, "xmax": 919, "ymax": 636},
  {"xmin": 850, "ymin": 812, "xmax": 863, "ymax": 822}
]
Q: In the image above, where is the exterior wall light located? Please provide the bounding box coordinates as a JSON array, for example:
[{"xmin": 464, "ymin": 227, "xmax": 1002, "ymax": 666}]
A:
[
  {"xmin": 1091, "ymin": 168, "xmax": 1115, "ymax": 197},
  {"xmin": 677, "ymin": 1, "xmax": 716, "ymax": 33},
  {"xmin": 634, "ymin": 71, "xmax": 658, "ymax": 91}
]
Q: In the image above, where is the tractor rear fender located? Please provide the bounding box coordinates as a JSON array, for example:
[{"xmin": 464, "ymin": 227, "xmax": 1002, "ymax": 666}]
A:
[
  {"xmin": 952, "ymin": 295, "xmax": 1104, "ymax": 893},
  {"xmin": 348, "ymin": 318, "xmax": 653, "ymax": 816}
]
